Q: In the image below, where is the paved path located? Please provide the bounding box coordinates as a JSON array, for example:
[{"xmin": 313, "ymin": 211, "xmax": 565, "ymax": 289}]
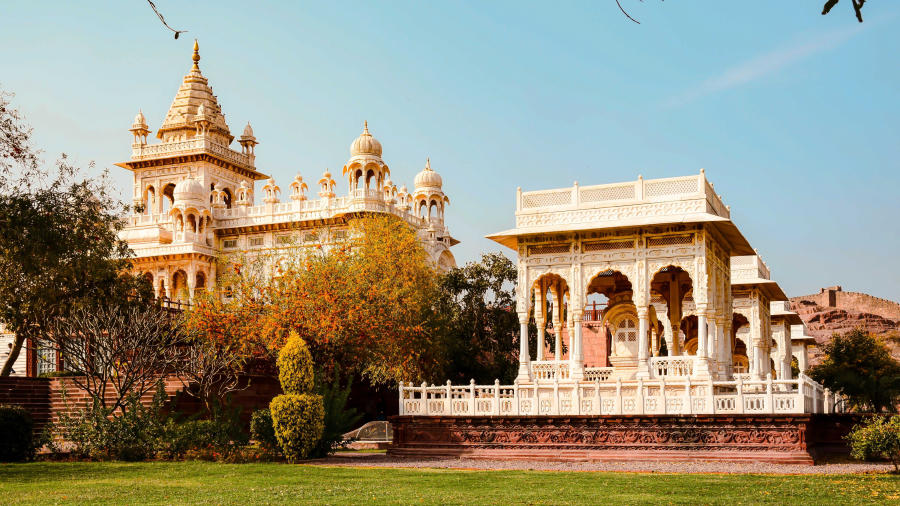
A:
[{"xmin": 312, "ymin": 453, "xmax": 895, "ymax": 475}]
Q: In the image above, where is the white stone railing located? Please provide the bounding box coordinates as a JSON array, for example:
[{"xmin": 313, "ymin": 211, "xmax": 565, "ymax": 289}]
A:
[
  {"xmin": 131, "ymin": 137, "xmax": 254, "ymax": 168},
  {"xmin": 584, "ymin": 367, "xmax": 614, "ymax": 382},
  {"xmin": 210, "ymin": 191, "xmax": 431, "ymax": 233},
  {"xmin": 530, "ymin": 361, "xmax": 570, "ymax": 380},
  {"xmin": 649, "ymin": 356, "xmax": 695, "ymax": 378},
  {"xmin": 398, "ymin": 374, "xmax": 830, "ymax": 416},
  {"xmin": 516, "ymin": 173, "xmax": 729, "ymax": 220},
  {"xmin": 731, "ymin": 255, "xmax": 771, "ymax": 281}
]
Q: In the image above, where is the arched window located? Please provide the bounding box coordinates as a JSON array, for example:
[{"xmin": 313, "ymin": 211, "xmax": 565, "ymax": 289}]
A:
[{"xmin": 162, "ymin": 183, "xmax": 176, "ymax": 214}]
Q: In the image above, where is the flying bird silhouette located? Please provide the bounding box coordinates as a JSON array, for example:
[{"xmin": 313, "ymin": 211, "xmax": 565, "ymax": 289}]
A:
[{"xmin": 147, "ymin": 0, "xmax": 188, "ymax": 39}]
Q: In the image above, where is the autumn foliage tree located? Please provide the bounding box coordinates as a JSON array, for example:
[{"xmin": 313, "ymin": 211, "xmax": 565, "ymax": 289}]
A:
[{"xmin": 185, "ymin": 215, "xmax": 441, "ymax": 386}]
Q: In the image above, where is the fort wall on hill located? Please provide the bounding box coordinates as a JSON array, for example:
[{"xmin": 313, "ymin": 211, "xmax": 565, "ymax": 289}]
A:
[{"xmin": 790, "ymin": 286, "xmax": 900, "ymax": 321}]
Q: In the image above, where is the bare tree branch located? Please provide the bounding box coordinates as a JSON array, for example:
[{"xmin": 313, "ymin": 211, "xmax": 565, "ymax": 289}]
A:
[
  {"xmin": 616, "ymin": 0, "xmax": 641, "ymax": 24},
  {"xmin": 147, "ymin": 0, "xmax": 188, "ymax": 39},
  {"xmin": 47, "ymin": 303, "xmax": 189, "ymax": 412}
]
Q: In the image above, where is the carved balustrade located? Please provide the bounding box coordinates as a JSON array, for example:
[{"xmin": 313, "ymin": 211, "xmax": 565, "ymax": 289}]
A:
[{"xmin": 398, "ymin": 373, "xmax": 834, "ymax": 417}]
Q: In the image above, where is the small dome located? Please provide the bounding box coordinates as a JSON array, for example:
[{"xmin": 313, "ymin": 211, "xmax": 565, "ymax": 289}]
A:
[
  {"xmin": 242, "ymin": 122, "xmax": 255, "ymax": 139},
  {"xmin": 131, "ymin": 109, "xmax": 148, "ymax": 130},
  {"xmin": 350, "ymin": 121, "xmax": 382, "ymax": 157},
  {"xmin": 398, "ymin": 185, "xmax": 408, "ymax": 194},
  {"xmin": 173, "ymin": 178, "xmax": 207, "ymax": 202},
  {"xmin": 414, "ymin": 158, "xmax": 442, "ymax": 189}
]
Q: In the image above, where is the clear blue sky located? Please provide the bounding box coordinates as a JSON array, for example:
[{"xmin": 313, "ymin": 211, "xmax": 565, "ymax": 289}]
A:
[{"xmin": 2, "ymin": 1, "xmax": 898, "ymax": 300}]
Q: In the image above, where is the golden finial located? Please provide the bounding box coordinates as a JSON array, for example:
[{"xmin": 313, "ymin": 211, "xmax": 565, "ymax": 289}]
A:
[
  {"xmin": 192, "ymin": 39, "xmax": 200, "ymax": 70},
  {"xmin": 363, "ymin": 120, "xmax": 369, "ymax": 134},
  {"xmin": 425, "ymin": 157, "xmax": 431, "ymax": 170}
]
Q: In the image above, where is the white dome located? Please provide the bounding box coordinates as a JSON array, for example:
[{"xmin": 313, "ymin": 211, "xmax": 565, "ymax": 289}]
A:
[
  {"xmin": 173, "ymin": 178, "xmax": 207, "ymax": 202},
  {"xmin": 131, "ymin": 109, "xmax": 148, "ymax": 131},
  {"xmin": 414, "ymin": 158, "xmax": 442, "ymax": 189},
  {"xmin": 350, "ymin": 121, "xmax": 382, "ymax": 157}
]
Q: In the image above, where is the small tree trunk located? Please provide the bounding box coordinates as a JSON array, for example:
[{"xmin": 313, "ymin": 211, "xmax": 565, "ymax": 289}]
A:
[{"xmin": 0, "ymin": 333, "xmax": 25, "ymax": 377}]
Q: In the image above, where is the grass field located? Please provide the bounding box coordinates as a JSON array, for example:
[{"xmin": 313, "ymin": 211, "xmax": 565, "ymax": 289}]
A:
[{"xmin": 1, "ymin": 462, "xmax": 898, "ymax": 505}]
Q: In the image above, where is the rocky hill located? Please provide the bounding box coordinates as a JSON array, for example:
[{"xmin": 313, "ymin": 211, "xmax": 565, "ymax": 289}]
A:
[{"xmin": 790, "ymin": 286, "xmax": 900, "ymax": 364}]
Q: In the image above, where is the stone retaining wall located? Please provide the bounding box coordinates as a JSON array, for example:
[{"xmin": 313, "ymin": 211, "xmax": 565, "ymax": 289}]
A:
[{"xmin": 389, "ymin": 414, "xmax": 866, "ymax": 464}]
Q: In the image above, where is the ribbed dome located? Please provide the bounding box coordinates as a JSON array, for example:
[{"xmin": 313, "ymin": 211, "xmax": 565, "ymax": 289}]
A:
[
  {"xmin": 350, "ymin": 121, "xmax": 382, "ymax": 157},
  {"xmin": 173, "ymin": 178, "xmax": 207, "ymax": 202},
  {"xmin": 414, "ymin": 158, "xmax": 442, "ymax": 189},
  {"xmin": 242, "ymin": 122, "xmax": 254, "ymax": 138}
]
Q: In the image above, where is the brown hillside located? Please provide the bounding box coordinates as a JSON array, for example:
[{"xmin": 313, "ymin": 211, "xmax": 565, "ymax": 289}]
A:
[{"xmin": 790, "ymin": 286, "xmax": 900, "ymax": 365}]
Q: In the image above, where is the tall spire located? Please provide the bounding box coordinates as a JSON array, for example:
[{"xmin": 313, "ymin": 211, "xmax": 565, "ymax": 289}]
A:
[
  {"xmin": 363, "ymin": 120, "xmax": 369, "ymax": 134},
  {"xmin": 192, "ymin": 39, "xmax": 200, "ymax": 71}
]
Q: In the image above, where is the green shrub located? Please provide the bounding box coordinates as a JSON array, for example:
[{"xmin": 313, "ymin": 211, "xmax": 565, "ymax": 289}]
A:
[
  {"xmin": 250, "ymin": 408, "xmax": 278, "ymax": 451},
  {"xmin": 0, "ymin": 405, "xmax": 36, "ymax": 462},
  {"xmin": 848, "ymin": 415, "xmax": 900, "ymax": 472},
  {"xmin": 311, "ymin": 374, "xmax": 362, "ymax": 458},
  {"xmin": 270, "ymin": 334, "xmax": 324, "ymax": 461},
  {"xmin": 56, "ymin": 382, "xmax": 167, "ymax": 461},
  {"xmin": 277, "ymin": 331, "xmax": 315, "ymax": 395},
  {"xmin": 270, "ymin": 393, "xmax": 324, "ymax": 462},
  {"xmin": 37, "ymin": 370, "xmax": 79, "ymax": 378}
]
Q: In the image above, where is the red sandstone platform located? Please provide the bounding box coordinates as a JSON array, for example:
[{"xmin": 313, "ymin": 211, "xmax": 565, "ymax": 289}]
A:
[{"xmin": 388, "ymin": 414, "xmax": 860, "ymax": 465}]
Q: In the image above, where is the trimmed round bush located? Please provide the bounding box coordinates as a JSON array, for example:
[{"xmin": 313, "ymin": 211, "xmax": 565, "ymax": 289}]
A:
[
  {"xmin": 250, "ymin": 408, "xmax": 277, "ymax": 450},
  {"xmin": 270, "ymin": 394, "xmax": 324, "ymax": 462},
  {"xmin": 277, "ymin": 331, "xmax": 315, "ymax": 395},
  {"xmin": 0, "ymin": 405, "xmax": 35, "ymax": 462}
]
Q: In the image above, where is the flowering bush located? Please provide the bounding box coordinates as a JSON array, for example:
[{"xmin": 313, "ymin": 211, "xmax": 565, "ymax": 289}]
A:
[{"xmin": 848, "ymin": 415, "xmax": 900, "ymax": 472}]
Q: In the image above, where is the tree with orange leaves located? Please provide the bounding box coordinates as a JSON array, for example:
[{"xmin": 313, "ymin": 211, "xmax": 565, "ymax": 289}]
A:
[{"xmin": 184, "ymin": 214, "xmax": 442, "ymax": 387}]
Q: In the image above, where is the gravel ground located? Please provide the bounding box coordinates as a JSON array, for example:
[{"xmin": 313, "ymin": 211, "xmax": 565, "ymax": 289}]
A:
[{"xmin": 312, "ymin": 453, "xmax": 895, "ymax": 475}]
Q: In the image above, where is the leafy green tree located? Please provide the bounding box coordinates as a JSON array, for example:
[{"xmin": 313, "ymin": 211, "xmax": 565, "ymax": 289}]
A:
[
  {"xmin": 0, "ymin": 90, "xmax": 150, "ymax": 377},
  {"xmin": 809, "ymin": 329, "xmax": 900, "ymax": 413},
  {"xmin": 435, "ymin": 253, "xmax": 522, "ymax": 384}
]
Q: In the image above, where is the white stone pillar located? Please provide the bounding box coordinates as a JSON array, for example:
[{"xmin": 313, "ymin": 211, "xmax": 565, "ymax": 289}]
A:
[
  {"xmin": 636, "ymin": 307, "xmax": 650, "ymax": 378},
  {"xmin": 517, "ymin": 313, "xmax": 531, "ymax": 382},
  {"xmin": 707, "ymin": 318, "xmax": 718, "ymax": 374},
  {"xmin": 722, "ymin": 320, "xmax": 732, "ymax": 377},
  {"xmin": 572, "ymin": 311, "xmax": 584, "ymax": 380},
  {"xmin": 694, "ymin": 307, "xmax": 712, "ymax": 379},
  {"xmin": 555, "ymin": 324, "xmax": 562, "ymax": 362},
  {"xmin": 697, "ymin": 313, "xmax": 708, "ymax": 359},
  {"xmin": 534, "ymin": 285, "xmax": 544, "ymax": 361}
]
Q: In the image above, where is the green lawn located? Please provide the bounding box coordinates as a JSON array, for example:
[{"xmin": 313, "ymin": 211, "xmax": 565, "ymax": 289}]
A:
[{"xmin": 0, "ymin": 462, "xmax": 897, "ymax": 505}]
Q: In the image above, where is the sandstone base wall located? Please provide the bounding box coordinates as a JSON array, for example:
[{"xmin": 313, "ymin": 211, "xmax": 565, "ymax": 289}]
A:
[{"xmin": 389, "ymin": 414, "xmax": 864, "ymax": 465}]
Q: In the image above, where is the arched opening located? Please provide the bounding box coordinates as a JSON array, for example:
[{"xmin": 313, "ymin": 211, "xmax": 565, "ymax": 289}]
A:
[
  {"xmin": 195, "ymin": 271, "xmax": 206, "ymax": 296},
  {"xmin": 172, "ymin": 270, "xmax": 188, "ymax": 303},
  {"xmin": 142, "ymin": 272, "xmax": 154, "ymax": 296},
  {"xmin": 187, "ymin": 214, "xmax": 197, "ymax": 234},
  {"xmin": 531, "ymin": 273, "xmax": 570, "ymax": 363},
  {"xmin": 365, "ymin": 170, "xmax": 375, "ymax": 190},
  {"xmin": 681, "ymin": 315, "xmax": 699, "ymax": 355},
  {"xmin": 144, "ymin": 185, "xmax": 156, "ymax": 215},
  {"xmin": 418, "ymin": 200, "xmax": 427, "ymax": 219},
  {"xmin": 223, "ymin": 188, "xmax": 233, "ymax": 209},
  {"xmin": 158, "ymin": 279, "xmax": 167, "ymax": 299},
  {"xmin": 649, "ymin": 265, "xmax": 694, "ymax": 357},
  {"xmin": 732, "ymin": 313, "xmax": 750, "ymax": 373},
  {"xmin": 429, "ymin": 200, "xmax": 438, "ymax": 220},
  {"xmin": 586, "ymin": 269, "xmax": 635, "ymax": 368},
  {"xmin": 162, "ymin": 183, "xmax": 176, "ymax": 214}
]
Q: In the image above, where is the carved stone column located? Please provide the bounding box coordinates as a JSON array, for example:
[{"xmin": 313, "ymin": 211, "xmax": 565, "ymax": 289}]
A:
[
  {"xmin": 534, "ymin": 285, "xmax": 545, "ymax": 361},
  {"xmin": 693, "ymin": 305, "xmax": 712, "ymax": 379},
  {"xmin": 517, "ymin": 313, "xmax": 531, "ymax": 383},
  {"xmin": 636, "ymin": 306, "xmax": 650, "ymax": 378},
  {"xmin": 571, "ymin": 311, "xmax": 584, "ymax": 380}
]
